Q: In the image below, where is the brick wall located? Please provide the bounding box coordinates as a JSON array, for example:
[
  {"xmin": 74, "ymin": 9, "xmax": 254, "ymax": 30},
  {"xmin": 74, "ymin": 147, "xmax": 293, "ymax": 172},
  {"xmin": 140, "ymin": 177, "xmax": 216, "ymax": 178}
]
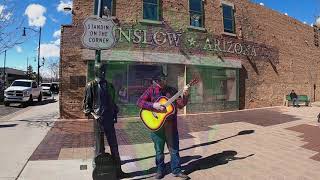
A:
[{"xmin": 60, "ymin": 0, "xmax": 320, "ymax": 119}]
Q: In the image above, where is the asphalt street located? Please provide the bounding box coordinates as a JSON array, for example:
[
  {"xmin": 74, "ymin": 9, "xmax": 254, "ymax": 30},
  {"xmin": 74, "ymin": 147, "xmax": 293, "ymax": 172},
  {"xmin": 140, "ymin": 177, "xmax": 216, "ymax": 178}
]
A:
[
  {"xmin": 0, "ymin": 104, "xmax": 24, "ymax": 118},
  {"xmin": 0, "ymin": 95, "xmax": 57, "ymax": 120}
]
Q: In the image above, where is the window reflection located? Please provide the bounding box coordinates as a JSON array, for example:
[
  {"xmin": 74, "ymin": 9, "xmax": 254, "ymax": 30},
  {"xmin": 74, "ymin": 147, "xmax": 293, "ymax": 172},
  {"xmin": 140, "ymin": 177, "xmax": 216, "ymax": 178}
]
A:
[{"xmin": 189, "ymin": 0, "xmax": 203, "ymax": 27}]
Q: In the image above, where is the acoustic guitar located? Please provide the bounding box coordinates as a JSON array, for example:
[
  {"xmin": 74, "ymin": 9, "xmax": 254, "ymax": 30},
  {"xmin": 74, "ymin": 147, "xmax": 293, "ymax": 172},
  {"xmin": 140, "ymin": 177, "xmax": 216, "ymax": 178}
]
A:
[{"xmin": 140, "ymin": 78, "xmax": 199, "ymax": 131}]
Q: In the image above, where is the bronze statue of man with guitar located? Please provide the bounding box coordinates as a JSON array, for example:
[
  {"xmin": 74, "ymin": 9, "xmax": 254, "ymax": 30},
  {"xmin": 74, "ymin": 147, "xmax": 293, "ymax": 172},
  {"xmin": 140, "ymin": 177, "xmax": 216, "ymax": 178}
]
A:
[{"xmin": 137, "ymin": 71, "xmax": 198, "ymax": 180}]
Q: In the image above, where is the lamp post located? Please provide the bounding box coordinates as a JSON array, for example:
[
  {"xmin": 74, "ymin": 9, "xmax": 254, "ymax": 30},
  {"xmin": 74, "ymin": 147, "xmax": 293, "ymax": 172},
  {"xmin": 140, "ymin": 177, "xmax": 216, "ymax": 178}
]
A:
[{"xmin": 22, "ymin": 27, "xmax": 42, "ymax": 85}]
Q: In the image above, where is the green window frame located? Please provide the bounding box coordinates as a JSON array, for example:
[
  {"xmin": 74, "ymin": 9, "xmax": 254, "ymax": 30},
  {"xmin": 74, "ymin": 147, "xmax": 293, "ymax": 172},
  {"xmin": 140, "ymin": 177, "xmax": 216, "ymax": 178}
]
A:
[
  {"xmin": 94, "ymin": 0, "xmax": 115, "ymax": 16},
  {"xmin": 222, "ymin": 4, "xmax": 235, "ymax": 34},
  {"xmin": 189, "ymin": 0, "xmax": 204, "ymax": 28},
  {"xmin": 143, "ymin": 0, "xmax": 160, "ymax": 21}
]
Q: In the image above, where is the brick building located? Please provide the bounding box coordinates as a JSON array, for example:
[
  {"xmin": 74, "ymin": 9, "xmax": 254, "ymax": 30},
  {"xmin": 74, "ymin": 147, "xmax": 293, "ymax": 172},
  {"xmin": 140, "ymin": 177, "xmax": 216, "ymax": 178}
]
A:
[{"xmin": 60, "ymin": 0, "xmax": 320, "ymax": 119}]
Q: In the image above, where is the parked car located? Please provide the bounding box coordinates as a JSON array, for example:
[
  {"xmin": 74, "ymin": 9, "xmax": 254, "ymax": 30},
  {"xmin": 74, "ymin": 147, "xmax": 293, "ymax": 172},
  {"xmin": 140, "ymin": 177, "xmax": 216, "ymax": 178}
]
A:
[
  {"xmin": 4, "ymin": 79, "xmax": 42, "ymax": 107},
  {"xmin": 40, "ymin": 83, "xmax": 54, "ymax": 99}
]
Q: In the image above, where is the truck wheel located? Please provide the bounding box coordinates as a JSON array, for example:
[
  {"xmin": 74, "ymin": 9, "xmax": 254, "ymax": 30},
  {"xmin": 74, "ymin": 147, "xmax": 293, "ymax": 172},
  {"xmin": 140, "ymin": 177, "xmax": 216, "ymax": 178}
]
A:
[
  {"xmin": 4, "ymin": 102, "xmax": 10, "ymax": 106},
  {"xmin": 22, "ymin": 101, "xmax": 29, "ymax": 108},
  {"xmin": 38, "ymin": 93, "xmax": 42, "ymax": 102},
  {"xmin": 27, "ymin": 95, "xmax": 33, "ymax": 105}
]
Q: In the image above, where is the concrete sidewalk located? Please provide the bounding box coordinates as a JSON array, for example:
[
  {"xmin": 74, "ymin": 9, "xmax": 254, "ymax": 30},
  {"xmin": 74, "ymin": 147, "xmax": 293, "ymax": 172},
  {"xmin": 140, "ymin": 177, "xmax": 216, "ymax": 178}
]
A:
[
  {"xmin": 0, "ymin": 100, "xmax": 59, "ymax": 180},
  {"xmin": 17, "ymin": 106, "xmax": 320, "ymax": 180}
]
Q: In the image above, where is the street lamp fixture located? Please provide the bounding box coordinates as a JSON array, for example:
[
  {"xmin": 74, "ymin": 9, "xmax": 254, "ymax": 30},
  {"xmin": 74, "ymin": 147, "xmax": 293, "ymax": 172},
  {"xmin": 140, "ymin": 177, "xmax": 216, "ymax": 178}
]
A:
[
  {"xmin": 63, "ymin": 6, "xmax": 74, "ymax": 14},
  {"xmin": 22, "ymin": 27, "xmax": 42, "ymax": 85},
  {"xmin": 63, "ymin": 6, "xmax": 72, "ymax": 11}
]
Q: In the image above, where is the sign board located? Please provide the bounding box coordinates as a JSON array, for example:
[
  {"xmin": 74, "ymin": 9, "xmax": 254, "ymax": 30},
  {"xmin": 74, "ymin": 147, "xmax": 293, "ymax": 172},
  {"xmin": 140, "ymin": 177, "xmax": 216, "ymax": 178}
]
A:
[{"xmin": 82, "ymin": 16, "xmax": 116, "ymax": 50}]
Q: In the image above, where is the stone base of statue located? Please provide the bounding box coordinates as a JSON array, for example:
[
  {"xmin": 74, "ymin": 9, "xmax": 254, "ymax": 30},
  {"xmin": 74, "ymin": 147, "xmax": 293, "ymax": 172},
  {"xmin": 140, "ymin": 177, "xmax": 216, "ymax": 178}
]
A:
[{"xmin": 92, "ymin": 153, "xmax": 117, "ymax": 180}]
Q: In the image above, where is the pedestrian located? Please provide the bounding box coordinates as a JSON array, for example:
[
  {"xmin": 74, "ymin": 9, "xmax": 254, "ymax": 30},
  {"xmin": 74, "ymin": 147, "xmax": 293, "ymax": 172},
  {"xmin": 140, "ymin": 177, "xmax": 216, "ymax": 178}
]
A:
[
  {"xmin": 136, "ymin": 71, "xmax": 190, "ymax": 180},
  {"xmin": 289, "ymin": 90, "xmax": 300, "ymax": 107}
]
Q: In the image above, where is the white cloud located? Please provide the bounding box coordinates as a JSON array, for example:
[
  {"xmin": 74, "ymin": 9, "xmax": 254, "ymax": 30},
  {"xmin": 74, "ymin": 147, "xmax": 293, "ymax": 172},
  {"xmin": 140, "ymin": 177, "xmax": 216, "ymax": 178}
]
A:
[
  {"xmin": 24, "ymin": 4, "xmax": 47, "ymax": 27},
  {"xmin": 0, "ymin": 5, "xmax": 4, "ymax": 13},
  {"xmin": 259, "ymin": 3, "xmax": 264, "ymax": 6},
  {"xmin": 16, "ymin": 46, "xmax": 22, "ymax": 53},
  {"xmin": 53, "ymin": 39, "xmax": 61, "ymax": 46},
  {"xmin": 57, "ymin": 0, "xmax": 73, "ymax": 13},
  {"xmin": 53, "ymin": 30, "xmax": 61, "ymax": 38},
  {"xmin": 40, "ymin": 43, "xmax": 60, "ymax": 58}
]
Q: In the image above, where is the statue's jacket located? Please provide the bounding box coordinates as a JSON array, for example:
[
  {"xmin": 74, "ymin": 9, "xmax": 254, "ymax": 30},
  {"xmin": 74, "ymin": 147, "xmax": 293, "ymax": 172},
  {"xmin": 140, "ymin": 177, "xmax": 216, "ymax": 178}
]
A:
[{"xmin": 83, "ymin": 80, "xmax": 118, "ymax": 121}]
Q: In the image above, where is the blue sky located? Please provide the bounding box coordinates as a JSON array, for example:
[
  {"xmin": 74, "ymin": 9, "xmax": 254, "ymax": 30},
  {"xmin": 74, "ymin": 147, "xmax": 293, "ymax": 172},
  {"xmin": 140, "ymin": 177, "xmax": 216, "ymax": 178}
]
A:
[
  {"xmin": 251, "ymin": 0, "xmax": 320, "ymax": 24},
  {"xmin": 0, "ymin": 0, "xmax": 320, "ymax": 77},
  {"xmin": 0, "ymin": 0, "xmax": 72, "ymax": 77}
]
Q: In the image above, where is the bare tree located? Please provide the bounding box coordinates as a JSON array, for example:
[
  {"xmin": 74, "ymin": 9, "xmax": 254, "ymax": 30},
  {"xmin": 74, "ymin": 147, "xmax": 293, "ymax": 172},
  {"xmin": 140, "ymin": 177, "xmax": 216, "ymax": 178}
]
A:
[
  {"xmin": 0, "ymin": 0, "xmax": 25, "ymax": 54},
  {"xmin": 44, "ymin": 58, "xmax": 59, "ymax": 82}
]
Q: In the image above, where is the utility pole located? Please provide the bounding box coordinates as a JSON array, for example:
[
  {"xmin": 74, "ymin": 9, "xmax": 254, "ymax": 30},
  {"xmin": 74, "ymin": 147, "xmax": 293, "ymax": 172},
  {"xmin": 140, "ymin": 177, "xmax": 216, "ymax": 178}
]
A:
[
  {"xmin": 37, "ymin": 27, "xmax": 42, "ymax": 85},
  {"xmin": 23, "ymin": 27, "xmax": 42, "ymax": 85},
  {"xmin": 26, "ymin": 57, "xmax": 29, "ymax": 77},
  {"xmin": 3, "ymin": 50, "xmax": 6, "ymax": 88}
]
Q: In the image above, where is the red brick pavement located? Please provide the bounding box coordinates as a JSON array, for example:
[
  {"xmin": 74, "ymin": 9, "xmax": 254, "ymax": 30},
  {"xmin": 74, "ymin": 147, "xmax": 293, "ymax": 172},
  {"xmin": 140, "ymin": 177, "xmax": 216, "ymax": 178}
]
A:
[
  {"xmin": 30, "ymin": 107, "xmax": 301, "ymax": 161},
  {"xmin": 287, "ymin": 124, "xmax": 320, "ymax": 161}
]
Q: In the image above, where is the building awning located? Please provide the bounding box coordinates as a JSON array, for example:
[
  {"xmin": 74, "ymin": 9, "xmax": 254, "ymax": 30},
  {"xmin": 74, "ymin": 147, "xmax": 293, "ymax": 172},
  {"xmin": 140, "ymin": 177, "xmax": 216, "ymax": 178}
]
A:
[{"xmin": 82, "ymin": 49, "xmax": 242, "ymax": 68}]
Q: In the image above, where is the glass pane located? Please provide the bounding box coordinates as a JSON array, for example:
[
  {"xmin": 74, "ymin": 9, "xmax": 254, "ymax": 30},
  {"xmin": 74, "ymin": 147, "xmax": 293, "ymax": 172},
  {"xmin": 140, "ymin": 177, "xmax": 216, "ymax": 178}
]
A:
[
  {"xmin": 187, "ymin": 66, "xmax": 239, "ymax": 113},
  {"xmin": 104, "ymin": 0, "xmax": 113, "ymax": 11},
  {"xmin": 190, "ymin": 12, "xmax": 203, "ymax": 27},
  {"xmin": 226, "ymin": 70, "xmax": 237, "ymax": 101},
  {"xmin": 224, "ymin": 19, "xmax": 234, "ymax": 33},
  {"xmin": 143, "ymin": 3, "xmax": 158, "ymax": 20},
  {"xmin": 144, "ymin": 0, "xmax": 158, "ymax": 4},
  {"xmin": 189, "ymin": 0, "xmax": 202, "ymax": 12},
  {"xmin": 223, "ymin": 4, "xmax": 233, "ymax": 19},
  {"xmin": 94, "ymin": 0, "xmax": 113, "ymax": 15}
]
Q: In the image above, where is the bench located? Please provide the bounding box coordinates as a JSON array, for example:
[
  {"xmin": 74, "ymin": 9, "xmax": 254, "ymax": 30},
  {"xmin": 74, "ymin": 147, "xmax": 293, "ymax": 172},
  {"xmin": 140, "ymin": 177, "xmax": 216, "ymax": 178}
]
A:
[{"xmin": 284, "ymin": 95, "xmax": 311, "ymax": 107}]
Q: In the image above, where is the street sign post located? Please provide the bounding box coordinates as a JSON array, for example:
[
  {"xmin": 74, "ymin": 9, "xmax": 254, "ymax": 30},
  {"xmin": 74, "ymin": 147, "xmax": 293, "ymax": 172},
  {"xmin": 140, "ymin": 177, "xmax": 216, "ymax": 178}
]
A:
[{"xmin": 81, "ymin": 2, "xmax": 119, "ymax": 179}]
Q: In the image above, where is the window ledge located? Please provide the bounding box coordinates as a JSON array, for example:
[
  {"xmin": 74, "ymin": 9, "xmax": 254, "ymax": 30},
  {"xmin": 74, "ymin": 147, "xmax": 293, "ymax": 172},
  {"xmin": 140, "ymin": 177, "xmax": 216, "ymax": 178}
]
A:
[
  {"xmin": 139, "ymin": 19, "xmax": 163, "ymax": 25},
  {"xmin": 188, "ymin": 26, "xmax": 207, "ymax": 32},
  {"xmin": 222, "ymin": 32, "xmax": 237, "ymax": 37}
]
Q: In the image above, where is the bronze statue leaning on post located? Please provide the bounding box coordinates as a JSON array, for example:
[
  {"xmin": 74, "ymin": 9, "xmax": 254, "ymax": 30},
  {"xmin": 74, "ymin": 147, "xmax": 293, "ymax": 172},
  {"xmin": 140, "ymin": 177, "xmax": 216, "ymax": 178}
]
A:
[{"xmin": 83, "ymin": 63, "xmax": 127, "ymax": 179}]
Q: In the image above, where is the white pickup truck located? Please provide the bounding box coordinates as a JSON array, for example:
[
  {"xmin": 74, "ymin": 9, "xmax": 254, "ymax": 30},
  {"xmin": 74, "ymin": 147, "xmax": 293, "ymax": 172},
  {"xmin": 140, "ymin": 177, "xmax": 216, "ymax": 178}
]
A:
[{"xmin": 4, "ymin": 79, "xmax": 42, "ymax": 107}]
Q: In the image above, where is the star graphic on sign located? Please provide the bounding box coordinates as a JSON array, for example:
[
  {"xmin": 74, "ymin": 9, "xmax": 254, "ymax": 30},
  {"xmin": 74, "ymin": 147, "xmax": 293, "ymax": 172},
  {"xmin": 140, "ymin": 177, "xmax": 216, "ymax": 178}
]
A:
[{"xmin": 187, "ymin": 37, "xmax": 196, "ymax": 47}]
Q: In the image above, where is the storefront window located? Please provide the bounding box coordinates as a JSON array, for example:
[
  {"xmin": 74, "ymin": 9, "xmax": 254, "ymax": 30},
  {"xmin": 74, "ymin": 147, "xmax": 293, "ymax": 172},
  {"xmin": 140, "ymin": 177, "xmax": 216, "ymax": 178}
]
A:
[
  {"xmin": 143, "ymin": 0, "xmax": 159, "ymax": 21},
  {"xmin": 88, "ymin": 61, "xmax": 169, "ymax": 117},
  {"xmin": 189, "ymin": 0, "xmax": 203, "ymax": 27},
  {"xmin": 187, "ymin": 66, "xmax": 238, "ymax": 113},
  {"xmin": 222, "ymin": 4, "xmax": 235, "ymax": 34},
  {"xmin": 87, "ymin": 62, "xmax": 238, "ymax": 116}
]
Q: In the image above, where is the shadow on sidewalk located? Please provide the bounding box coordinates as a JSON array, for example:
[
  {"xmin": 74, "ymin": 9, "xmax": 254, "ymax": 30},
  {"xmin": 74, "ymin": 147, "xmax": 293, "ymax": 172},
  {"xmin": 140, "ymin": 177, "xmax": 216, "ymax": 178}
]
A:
[
  {"xmin": 0, "ymin": 124, "xmax": 17, "ymax": 128},
  {"xmin": 122, "ymin": 130, "xmax": 255, "ymax": 165},
  {"xmin": 28, "ymin": 98, "xmax": 57, "ymax": 107},
  {"xmin": 183, "ymin": 150, "xmax": 254, "ymax": 175},
  {"xmin": 124, "ymin": 155, "xmax": 202, "ymax": 179},
  {"xmin": 125, "ymin": 151, "xmax": 254, "ymax": 179},
  {"xmin": 122, "ymin": 130, "xmax": 255, "ymax": 179}
]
